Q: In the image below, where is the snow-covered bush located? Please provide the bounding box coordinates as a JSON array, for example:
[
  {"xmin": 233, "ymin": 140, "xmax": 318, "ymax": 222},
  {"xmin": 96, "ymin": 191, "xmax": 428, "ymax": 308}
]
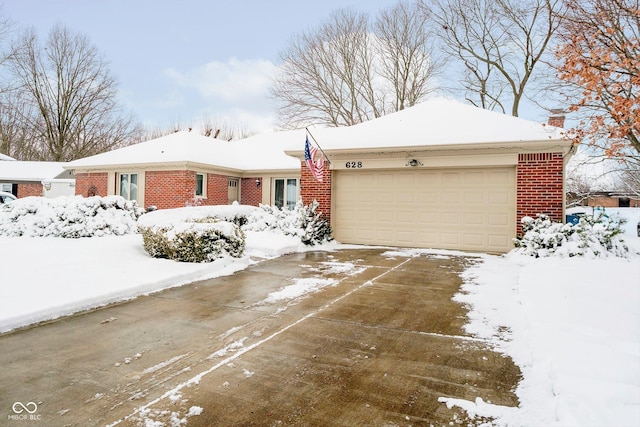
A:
[
  {"xmin": 139, "ymin": 219, "xmax": 245, "ymax": 262},
  {"xmin": 137, "ymin": 199, "xmax": 332, "ymax": 263},
  {"xmin": 0, "ymin": 195, "xmax": 143, "ymax": 237},
  {"xmin": 513, "ymin": 213, "xmax": 631, "ymax": 258},
  {"xmin": 245, "ymin": 199, "xmax": 332, "ymax": 245}
]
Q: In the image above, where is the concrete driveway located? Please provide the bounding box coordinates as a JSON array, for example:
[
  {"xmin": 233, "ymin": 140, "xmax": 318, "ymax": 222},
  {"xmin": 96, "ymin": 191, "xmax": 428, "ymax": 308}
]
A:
[{"xmin": 0, "ymin": 248, "xmax": 520, "ymax": 426}]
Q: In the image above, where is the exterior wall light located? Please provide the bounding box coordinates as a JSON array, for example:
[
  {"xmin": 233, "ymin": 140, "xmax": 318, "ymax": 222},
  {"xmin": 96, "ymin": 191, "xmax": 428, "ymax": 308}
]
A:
[
  {"xmin": 406, "ymin": 159, "xmax": 422, "ymax": 167},
  {"xmin": 256, "ymin": 179, "xmax": 261, "ymax": 187}
]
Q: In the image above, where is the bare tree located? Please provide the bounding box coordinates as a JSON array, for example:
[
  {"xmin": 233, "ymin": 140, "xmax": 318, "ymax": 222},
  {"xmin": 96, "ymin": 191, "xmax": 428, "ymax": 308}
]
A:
[
  {"xmin": 139, "ymin": 115, "xmax": 256, "ymax": 142},
  {"xmin": 5, "ymin": 25, "xmax": 140, "ymax": 161},
  {"xmin": 271, "ymin": 2, "xmax": 441, "ymax": 128},
  {"xmin": 618, "ymin": 168, "xmax": 640, "ymax": 201},
  {"xmin": 426, "ymin": 0, "xmax": 563, "ymax": 117},
  {"xmin": 374, "ymin": 1, "xmax": 442, "ymax": 112}
]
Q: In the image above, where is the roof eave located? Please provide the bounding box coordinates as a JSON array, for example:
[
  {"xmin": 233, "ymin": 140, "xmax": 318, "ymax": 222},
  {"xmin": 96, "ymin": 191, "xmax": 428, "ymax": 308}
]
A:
[{"xmin": 285, "ymin": 138, "xmax": 576, "ymax": 159}]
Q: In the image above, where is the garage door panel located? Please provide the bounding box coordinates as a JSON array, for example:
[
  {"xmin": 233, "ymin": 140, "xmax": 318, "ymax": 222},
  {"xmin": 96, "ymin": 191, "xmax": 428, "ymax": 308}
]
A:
[
  {"xmin": 333, "ymin": 167, "xmax": 516, "ymax": 252},
  {"xmin": 489, "ymin": 213, "xmax": 510, "ymax": 226},
  {"xmin": 489, "ymin": 191, "xmax": 510, "ymax": 205}
]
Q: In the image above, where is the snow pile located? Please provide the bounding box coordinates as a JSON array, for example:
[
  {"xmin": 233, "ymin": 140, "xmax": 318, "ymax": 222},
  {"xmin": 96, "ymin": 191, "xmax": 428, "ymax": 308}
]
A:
[
  {"xmin": 137, "ymin": 203, "xmax": 257, "ymax": 229},
  {"xmin": 0, "ymin": 195, "xmax": 143, "ymax": 237},
  {"xmin": 513, "ymin": 213, "xmax": 633, "ymax": 258}
]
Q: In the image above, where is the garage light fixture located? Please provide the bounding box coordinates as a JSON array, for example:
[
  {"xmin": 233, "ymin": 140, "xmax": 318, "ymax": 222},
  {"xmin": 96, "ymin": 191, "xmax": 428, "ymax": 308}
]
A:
[
  {"xmin": 256, "ymin": 179, "xmax": 261, "ymax": 187},
  {"xmin": 406, "ymin": 159, "xmax": 423, "ymax": 167}
]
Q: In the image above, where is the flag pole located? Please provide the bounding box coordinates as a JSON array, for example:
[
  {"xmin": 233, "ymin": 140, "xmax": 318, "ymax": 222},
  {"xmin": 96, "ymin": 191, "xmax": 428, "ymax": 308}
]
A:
[{"xmin": 305, "ymin": 127, "xmax": 331, "ymax": 165}]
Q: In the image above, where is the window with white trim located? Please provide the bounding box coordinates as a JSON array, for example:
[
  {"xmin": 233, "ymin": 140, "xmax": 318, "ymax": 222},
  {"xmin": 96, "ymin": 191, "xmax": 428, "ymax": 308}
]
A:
[
  {"xmin": 274, "ymin": 178, "xmax": 298, "ymax": 210},
  {"xmin": 195, "ymin": 173, "xmax": 205, "ymax": 197},
  {"xmin": 118, "ymin": 173, "xmax": 138, "ymax": 201}
]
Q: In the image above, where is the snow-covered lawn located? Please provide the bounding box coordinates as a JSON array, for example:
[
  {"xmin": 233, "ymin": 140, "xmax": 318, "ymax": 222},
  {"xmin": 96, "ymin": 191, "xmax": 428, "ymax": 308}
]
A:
[{"xmin": 0, "ymin": 199, "xmax": 638, "ymax": 426}]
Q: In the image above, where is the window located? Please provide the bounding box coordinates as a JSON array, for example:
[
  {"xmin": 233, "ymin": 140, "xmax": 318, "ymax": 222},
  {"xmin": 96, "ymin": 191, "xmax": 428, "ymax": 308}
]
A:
[
  {"xmin": 119, "ymin": 173, "xmax": 138, "ymax": 201},
  {"xmin": 195, "ymin": 173, "xmax": 205, "ymax": 197},
  {"xmin": 274, "ymin": 178, "xmax": 298, "ymax": 210},
  {"xmin": 0, "ymin": 183, "xmax": 11, "ymax": 192}
]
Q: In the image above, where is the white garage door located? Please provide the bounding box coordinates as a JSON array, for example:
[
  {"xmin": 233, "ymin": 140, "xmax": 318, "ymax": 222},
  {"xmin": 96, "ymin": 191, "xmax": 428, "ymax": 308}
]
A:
[{"xmin": 333, "ymin": 167, "xmax": 516, "ymax": 253}]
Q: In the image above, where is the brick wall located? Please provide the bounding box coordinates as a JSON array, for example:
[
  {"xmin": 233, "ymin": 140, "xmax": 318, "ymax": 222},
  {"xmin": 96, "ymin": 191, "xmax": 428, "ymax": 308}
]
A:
[
  {"xmin": 75, "ymin": 173, "xmax": 108, "ymax": 197},
  {"xmin": 206, "ymin": 173, "xmax": 228, "ymax": 205},
  {"xmin": 145, "ymin": 170, "xmax": 193, "ymax": 209},
  {"xmin": 517, "ymin": 152, "xmax": 564, "ymax": 234},
  {"xmin": 300, "ymin": 161, "xmax": 332, "ymax": 221},
  {"xmin": 145, "ymin": 170, "xmax": 230, "ymax": 209},
  {"xmin": 241, "ymin": 177, "xmax": 262, "ymax": 206},
  {"xmin": 17, "ymin": 183, "xmax": 43, "ymax": 197}
]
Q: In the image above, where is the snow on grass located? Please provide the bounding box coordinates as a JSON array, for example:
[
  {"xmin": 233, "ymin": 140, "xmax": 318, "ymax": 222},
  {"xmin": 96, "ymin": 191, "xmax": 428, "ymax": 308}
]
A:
[
  {"xmin": 441, "ymin": 233, "xmax": 640, "ymax": 426},
  {"xmin": 0, "ymin": 200, "xmax": 339, "ymax": 333}
]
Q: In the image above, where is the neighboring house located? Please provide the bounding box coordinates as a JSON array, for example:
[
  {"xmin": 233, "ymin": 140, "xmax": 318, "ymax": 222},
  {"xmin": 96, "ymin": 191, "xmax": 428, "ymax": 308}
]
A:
[
  {"xmin": 0, "ymin": 160, "xmax": 75, "ymax": 198},
  {"xmin": 568, "ymin": 191, "xmax": 640, "ymax": 208},
  {"xmin": 64, "ymin": 130, "xmax": 302, "ymax": 210},
  {"xmin": 66, "ymin": 98, "xmax": 575, "ymax": 253}
]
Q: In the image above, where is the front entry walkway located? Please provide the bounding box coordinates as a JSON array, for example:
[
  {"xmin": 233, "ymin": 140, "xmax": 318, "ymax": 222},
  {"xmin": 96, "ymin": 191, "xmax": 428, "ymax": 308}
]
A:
[{"xmin": 0, "ymin": 249, "xmax": 519, "ymax": 426}]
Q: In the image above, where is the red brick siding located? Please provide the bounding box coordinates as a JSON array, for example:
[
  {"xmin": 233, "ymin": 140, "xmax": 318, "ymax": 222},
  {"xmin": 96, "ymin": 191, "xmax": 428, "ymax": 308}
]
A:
[
  {"xmin": 241, "ymin": 177, "xmax": 262, "ymax": 206},
  {"xmin": 517, "ymin": 152, "xmax": 564, "ymax": 234},
  {"xmin": 75, "ymin": 172, "xmax": 108, "ymax": 197},
  {"xmin": 145, "ymin": 170, "xmax": 194, "ymax": 209},
  {"xmin": 300, "ymin": 161, "xmax": 332, "ymax": 221},
  {"xmin": 206, "ymin": 173, "xmax": 228, "ymax": 205},
  {"xmin": 16, "ymin": 183, "xmax": 43, "ymax": 197},
  {"xmin": 145, "ymin": 170, "xmax": 230, "ymax": 209}
]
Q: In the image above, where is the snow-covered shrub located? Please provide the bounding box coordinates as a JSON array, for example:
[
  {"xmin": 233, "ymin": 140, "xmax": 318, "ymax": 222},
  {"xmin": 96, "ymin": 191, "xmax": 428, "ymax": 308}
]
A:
[
  {"xmin": 295, "ymin": 200, "xmax": 333, "ymax": 245},
  {"xmin": 245, "ymin": 199, "xmax": 332, "ymax": 245},
  {"xmin": 513, "ymin": 213, "xmax": 630, "ymax": 258},
  {"xmin": 0, "ymin": 195, "xmax": 143, "ymax": 237},
  {"xmin": 139, "ymin": 219, "xmax": 245, "ymax": 262}
]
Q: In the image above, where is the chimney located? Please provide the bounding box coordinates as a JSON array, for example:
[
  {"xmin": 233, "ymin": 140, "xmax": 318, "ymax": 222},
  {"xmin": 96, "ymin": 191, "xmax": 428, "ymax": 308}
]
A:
[{"xmin": 548, "ymin": 109, "xmax": 565, "ymax": 128}]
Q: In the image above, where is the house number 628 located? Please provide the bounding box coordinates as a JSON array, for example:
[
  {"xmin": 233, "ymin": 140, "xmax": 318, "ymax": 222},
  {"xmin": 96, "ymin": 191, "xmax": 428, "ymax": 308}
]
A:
[{"xmin": 345, "ymin": 161, "xmax": 363, "ymax": 168}]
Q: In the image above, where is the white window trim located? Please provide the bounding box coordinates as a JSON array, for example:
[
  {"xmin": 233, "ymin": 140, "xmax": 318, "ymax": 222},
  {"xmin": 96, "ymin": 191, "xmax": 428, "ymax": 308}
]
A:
[
  {"xmin": 272, "ymin": 177, "xmax": 299, "ymax": 210},
  {"xmin": 117, "ymin": 172, "xmax": 140, "ymax": 202},
  {"xmin": 195, "ymin": 172, "xmax": 207, "ymax": 198}
]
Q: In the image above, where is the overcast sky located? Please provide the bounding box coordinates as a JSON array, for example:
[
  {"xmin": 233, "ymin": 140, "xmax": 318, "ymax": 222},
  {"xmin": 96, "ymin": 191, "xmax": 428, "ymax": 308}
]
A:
[{"xmin": 1, "ymin": 0, "xmax": 403, "ymax": 133}]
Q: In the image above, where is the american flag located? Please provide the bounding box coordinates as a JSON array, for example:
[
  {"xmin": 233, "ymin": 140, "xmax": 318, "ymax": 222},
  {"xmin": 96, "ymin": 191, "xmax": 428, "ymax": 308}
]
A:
[{"xmin": 304, "ymin": 136, "xmax": 325, "ymax": 182}]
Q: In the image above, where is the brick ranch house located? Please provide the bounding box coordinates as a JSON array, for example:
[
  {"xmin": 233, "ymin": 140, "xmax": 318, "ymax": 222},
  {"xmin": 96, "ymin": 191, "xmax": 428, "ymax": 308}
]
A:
[{"xmin": 65, "ymin": 97, "xmax": 576, "ymax": 253}]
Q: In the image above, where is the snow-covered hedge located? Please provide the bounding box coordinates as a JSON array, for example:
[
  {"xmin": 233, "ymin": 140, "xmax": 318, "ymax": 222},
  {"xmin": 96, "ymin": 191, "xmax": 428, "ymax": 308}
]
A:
[
  {"xmin": 0, "ymin": 195, "xmax": 143, "ymax": 238},
  {"xmin": 139, "ymin": 219, "xmax": 245, "ymax": 262},
  {"xmin": 512, "ymin": 213, "xmax": 631, "ymax": 258},
  {"xmin": 136, "ymin": 200, "xmax": 332, "ymax": 263},
  {"xmin": 139, "ymin": 200, "xmax": 333, "ymax": 247}
]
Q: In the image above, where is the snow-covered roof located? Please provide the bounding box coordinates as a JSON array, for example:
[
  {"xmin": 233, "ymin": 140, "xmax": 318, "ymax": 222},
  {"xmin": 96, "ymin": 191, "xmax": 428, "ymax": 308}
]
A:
[
  {"xmin": 0, "ymin": 152, "xmax": 15, "ymax": 161},
  {"xmin": 67, "ymin": 97, "xmax": 569, "ymax": 172},
  {"xmin": 0, "ymin": 161, "xmax": 69, "ymax": 181},
  {"xmin": 66, "ymin": 131, "xmax": 301, "ymax": 171},
  {"xmin": 294, "ymin": 97, "xmax": 567, "ymax": 152}
]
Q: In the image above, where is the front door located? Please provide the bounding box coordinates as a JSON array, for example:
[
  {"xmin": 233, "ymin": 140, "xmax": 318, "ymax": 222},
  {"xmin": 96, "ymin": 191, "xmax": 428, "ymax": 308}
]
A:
[{"xmin": 228, "ymin": 178, "xmax": 239, "ymax": 204}]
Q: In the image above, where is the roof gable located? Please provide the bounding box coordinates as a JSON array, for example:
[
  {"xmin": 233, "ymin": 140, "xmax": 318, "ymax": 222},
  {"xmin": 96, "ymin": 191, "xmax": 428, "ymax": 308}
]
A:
[{"xmin": 312, "ymin": 97, "xmax": 566, "ymax": 151}]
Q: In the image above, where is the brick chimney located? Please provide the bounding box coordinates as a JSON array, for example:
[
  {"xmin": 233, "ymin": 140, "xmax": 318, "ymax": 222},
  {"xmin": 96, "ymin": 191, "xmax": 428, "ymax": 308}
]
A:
[{"xmin": 548, "ymin": 109, "xmax": 565, "ymax": 128}]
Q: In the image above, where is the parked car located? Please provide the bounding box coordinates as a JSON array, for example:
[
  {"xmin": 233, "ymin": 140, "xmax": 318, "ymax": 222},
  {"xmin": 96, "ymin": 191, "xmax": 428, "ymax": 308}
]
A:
[{"xmin": 0, "ymin": 191, "xmax": 16, "ymax": 204}]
